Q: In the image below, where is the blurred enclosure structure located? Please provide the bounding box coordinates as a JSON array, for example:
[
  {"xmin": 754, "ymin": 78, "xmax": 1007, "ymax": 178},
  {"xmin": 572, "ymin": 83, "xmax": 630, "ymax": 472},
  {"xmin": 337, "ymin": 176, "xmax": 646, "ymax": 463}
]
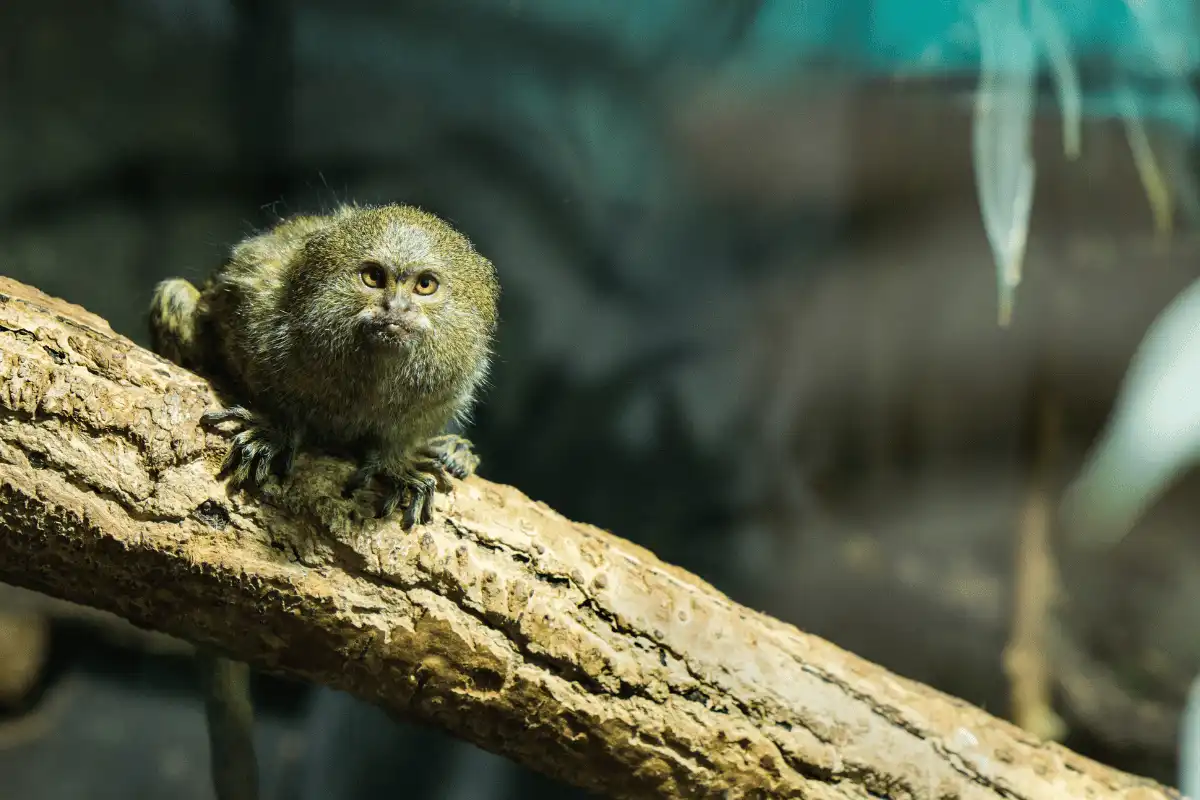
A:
[{"xmin": 3, "ymin": 0, "xmax": 1200, "ymax": 797}]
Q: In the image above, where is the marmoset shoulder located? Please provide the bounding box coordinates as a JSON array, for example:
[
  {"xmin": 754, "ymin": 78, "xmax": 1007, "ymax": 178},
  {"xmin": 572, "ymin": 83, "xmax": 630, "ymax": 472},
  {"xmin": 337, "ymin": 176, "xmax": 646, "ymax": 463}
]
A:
[{"xmin": 149, "ymin": 203, "xmax": 500, "ymax": 528}]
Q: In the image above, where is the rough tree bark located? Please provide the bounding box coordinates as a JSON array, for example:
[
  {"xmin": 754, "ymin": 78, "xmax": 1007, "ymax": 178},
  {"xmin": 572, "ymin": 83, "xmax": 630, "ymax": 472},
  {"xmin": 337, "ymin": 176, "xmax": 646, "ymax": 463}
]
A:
[{"xmin": 0, "ymin": 276, "xmax": 1178, "ymax": 799}]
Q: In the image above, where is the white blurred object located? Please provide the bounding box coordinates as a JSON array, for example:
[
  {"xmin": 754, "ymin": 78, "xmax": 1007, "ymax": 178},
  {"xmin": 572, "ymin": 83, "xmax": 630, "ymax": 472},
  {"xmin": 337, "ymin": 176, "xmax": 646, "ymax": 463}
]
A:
[
  {"xmin": 972, "ymin": 0, "xmax": 1038, "ymax": 327},
  {"xmin": 1183, "ymin": 672, "xmax": 1200, "ymax": 800},
  {"xmin": 1063, "ymin": 276, "xmax": 1200, "ymax": 547}
]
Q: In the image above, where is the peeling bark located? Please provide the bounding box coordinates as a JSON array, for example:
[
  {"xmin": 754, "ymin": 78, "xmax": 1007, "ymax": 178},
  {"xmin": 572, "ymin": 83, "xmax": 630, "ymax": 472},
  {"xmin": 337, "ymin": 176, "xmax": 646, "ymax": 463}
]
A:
[{"xmin": 0, "ymin": 276, "xmax": 1178, "ymax": 799}]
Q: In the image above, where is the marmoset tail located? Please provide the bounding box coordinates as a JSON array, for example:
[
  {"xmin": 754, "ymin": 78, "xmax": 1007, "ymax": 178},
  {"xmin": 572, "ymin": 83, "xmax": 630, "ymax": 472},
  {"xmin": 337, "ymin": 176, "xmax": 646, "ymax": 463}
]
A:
[{"xmin": 149, "ymin": 203, "xmax": 500, "ymax": 529}]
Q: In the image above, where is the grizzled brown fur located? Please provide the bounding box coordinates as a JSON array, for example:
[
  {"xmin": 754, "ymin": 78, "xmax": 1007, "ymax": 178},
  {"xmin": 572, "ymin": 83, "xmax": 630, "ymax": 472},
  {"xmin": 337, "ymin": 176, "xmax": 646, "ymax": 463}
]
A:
[{"xmin": 150, "ymin": 203, "xmax": 500, "ymax": 528}]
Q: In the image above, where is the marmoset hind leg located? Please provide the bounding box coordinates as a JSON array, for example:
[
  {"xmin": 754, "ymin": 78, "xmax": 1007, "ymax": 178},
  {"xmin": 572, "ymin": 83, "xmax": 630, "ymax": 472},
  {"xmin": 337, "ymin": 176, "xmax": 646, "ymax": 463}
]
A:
[{"xmin": 150, "ymin": 279, "xmax": 301, "ymax": 490}]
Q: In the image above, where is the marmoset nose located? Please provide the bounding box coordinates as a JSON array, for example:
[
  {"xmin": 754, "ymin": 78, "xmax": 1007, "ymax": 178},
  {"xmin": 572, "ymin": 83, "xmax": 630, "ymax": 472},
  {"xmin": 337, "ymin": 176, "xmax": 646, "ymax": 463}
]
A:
[
  {"xmin": 380, "ymin": 296, "xmax": 422, "ymax": 331},
  {"xmin": 382, "ymin": 292, "xmax": 413, "ymax": 313}
]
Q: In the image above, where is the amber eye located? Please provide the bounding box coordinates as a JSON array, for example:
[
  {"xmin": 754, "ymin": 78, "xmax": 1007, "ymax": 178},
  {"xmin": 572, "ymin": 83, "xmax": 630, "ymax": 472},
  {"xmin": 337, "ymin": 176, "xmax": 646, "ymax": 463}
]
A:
[
  {"xmin": 413, "ymin": 272, "xmax": 439, "ymax": 296},
  {"xmin": 359, "ymin": 262, "xmax": 386, "ymax": 289}
]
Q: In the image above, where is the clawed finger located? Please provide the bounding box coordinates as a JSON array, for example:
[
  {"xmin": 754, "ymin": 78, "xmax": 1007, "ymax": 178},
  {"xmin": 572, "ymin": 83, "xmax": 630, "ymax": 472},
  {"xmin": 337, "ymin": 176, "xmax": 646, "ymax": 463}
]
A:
[
  {"xmin": 400, "ymin": 494, "xmax": 421, "ymax": 529},
  {"xmin": 201, "ymin": 405, "xmax": 256, "ymax": 429},
  {"xmin": 379, "ymin": 486, "xmax": 405, "ymax": 519}
]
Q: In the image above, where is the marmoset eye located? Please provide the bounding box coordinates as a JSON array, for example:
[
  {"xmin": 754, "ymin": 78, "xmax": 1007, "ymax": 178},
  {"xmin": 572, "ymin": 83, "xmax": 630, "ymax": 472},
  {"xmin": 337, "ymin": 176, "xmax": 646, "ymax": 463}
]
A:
[
  {"xmin": 360, "ymin": 262, "xmax": 386, "ymax": 288},
  {"xmin": 413, "ymin": 273, "xmax": 440, "ymax": 296}
]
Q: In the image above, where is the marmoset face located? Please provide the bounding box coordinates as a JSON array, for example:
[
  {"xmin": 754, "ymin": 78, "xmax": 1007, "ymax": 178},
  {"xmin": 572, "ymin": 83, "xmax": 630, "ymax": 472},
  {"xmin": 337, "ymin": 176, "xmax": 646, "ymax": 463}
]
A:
[
  {"xmin": 291, "ymin": 205, "xmax": 498, "ymax": 361},
  {"xmin": 353, "ymin": 257, "xmax": 444, "ymax": 346}
]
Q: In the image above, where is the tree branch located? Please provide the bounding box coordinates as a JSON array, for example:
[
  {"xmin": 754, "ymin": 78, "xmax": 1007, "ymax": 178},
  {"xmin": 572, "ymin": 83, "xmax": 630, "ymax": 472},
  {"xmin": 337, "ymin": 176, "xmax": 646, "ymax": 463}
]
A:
[{"xmin": 0, "ymin": 276, "xmax": 1177, "ymax": 799}]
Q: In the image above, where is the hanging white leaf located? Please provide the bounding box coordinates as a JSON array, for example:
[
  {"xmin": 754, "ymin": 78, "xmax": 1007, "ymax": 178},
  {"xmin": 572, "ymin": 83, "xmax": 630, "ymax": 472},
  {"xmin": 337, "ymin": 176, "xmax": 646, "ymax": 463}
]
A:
[
  {"xmin": 972, "ymin": 0, "xmax": 1038, "ymax": 326},
  {"xmin": 1030, "ymin": 0, "xmax": 1082, "ymax": 159}
]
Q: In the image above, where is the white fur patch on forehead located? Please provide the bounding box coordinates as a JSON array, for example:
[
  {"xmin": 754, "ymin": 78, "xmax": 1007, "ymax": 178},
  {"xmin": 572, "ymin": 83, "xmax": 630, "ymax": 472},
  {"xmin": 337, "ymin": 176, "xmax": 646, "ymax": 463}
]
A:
[{"xmin": 366, "ymin": 220, "xmax": 434, "ymax": 267}]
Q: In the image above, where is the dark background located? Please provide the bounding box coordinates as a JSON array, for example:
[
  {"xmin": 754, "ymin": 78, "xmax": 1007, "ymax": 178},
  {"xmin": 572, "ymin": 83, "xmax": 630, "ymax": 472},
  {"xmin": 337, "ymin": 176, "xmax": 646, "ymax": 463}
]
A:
[{"xmin": 2, "ymin": 1, "xmax": 1200, "ymax": 797}]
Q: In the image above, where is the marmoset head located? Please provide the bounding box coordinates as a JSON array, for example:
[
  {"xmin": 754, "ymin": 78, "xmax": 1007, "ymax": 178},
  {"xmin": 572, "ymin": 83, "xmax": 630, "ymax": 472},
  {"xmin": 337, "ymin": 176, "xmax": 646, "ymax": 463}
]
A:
[{"xmin": 286, "ymin": 204, "xmax": 499, "ymax": 370}]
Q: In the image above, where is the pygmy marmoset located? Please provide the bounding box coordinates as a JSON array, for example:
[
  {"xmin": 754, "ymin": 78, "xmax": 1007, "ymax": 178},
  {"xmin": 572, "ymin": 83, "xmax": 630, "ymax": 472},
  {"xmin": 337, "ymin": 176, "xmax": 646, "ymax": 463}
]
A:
[{"xmin": 149, "ymin": 203, "xmax": 500, "ymax": 528}]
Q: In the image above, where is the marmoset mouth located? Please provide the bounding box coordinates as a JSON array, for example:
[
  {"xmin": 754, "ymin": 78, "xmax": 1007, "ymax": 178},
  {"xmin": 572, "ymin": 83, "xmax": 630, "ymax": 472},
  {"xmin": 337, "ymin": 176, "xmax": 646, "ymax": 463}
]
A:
[{"xmin": 367, "ymin": 318, "xmax": 420, "ymax": 346}]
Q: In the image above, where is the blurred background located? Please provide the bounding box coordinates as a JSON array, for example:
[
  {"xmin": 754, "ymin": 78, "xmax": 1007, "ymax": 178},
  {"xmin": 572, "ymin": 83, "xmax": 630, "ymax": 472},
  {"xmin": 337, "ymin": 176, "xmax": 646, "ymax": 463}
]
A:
[{"xmin": 3, "ymin": 0, "xmax": 1200, "ymax": 797}]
